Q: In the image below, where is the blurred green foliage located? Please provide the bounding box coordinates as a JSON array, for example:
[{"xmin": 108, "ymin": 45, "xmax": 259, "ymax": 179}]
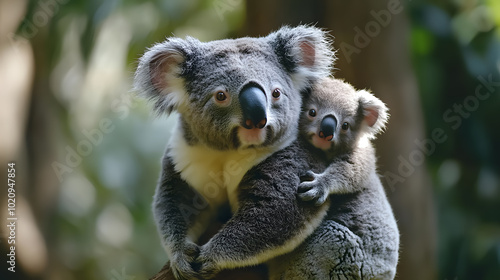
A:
[
  {"xmin": 18, "ymin": 0, "xmax": 500, "ymax": 279},
  {"xmin": 21, "ymin": 0, "xmax": 244, "ymax": 279},
  {"xmin": 410, "ymin": 1, "xmax": 500, "ymax": 279}
]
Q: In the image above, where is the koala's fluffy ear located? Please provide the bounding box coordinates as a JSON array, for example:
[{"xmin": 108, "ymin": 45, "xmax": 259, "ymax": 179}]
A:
[
  {"xmin": 358, "ymin": 89, "xmax": 389, "ymax": 139},
  {"xmin": 134, "ymin": 37, "xmax": 197, "ymax": 115},
  {"xmin": 267, "ymin": 25, "xmax": 335, "ymax": 90}
]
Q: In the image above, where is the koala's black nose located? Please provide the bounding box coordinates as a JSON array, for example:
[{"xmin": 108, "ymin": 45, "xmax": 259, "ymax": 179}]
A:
[
  {"xmin": 239, "ymin": 85, "xmax": 267, "ymax": 129},
  {"xmin": 319, "ymin": 115, "xmax": 337, "ymax": 141}
]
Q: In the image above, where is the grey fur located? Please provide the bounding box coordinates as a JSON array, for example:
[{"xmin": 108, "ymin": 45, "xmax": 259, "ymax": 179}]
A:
[
  {"xmin": 196, "ymin": 77, "xmax": 399, "ymax": 279},
  {"xmin": 134, "ymin": 26, "xmax": 334, "ymax": 280},
  {"xmin": 268, "ymin": 180, "xmax": 399, "ymax": 280}
]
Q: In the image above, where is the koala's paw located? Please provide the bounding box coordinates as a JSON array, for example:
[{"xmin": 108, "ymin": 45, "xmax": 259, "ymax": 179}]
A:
[
  {"xmin": 170, "ymin": 242, "xmax": 201, "ymax": 280},
  {"xmin": 195, "ymin": 245, "xmax": 220, "ymax": 279},
  {"xmin": 198, "ymin": 260, "xmax": 218, "ymax": 279},
  {"xmin": 297, "ymin": 171, "xmax": 329, "ymax": 206}
]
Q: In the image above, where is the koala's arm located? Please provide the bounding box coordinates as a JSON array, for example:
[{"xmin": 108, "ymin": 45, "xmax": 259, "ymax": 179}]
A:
[
  {"xmin": 298, "ymin": 141, "xmax": 375, "ymax": 205},
  {"xmin": 196, "ymin": 148, "xmax": 327, "ymax": 278},
  {"xmin": 153, "ymin": 153, "xmax": 207, "ymax": 280}
]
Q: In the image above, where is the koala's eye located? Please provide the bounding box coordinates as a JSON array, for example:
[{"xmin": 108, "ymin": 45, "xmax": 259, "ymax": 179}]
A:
[
  {"xmin": 308, "ymin": 109, "xmax": 317, "ymax": 117},
  {"xmin": 342, "ymin": 122, "xmax": 349, "ymax": 130},
  {"xmin": 272, "ymin": 88, "xmax": 282, "ymax": 99},
  {"xmin": 215, "ymin": 91, "xmax": 227, "ymax": 102}
]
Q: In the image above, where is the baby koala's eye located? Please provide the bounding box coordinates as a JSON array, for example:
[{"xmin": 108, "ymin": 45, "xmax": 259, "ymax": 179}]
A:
[
  {"xmin": 308, "ymin": 109, "xmax": 317, "ymax": 117},
  {"xmin": 215, "ymin": 91, "xmax": 227, "ymax": 102},
  {"xmin": 342, "ymin": 122, "xmax": 349, "ymax": 130},
  {"xmin": 272, "ymin": 88, "xmax": 282, "ymax": 99}
]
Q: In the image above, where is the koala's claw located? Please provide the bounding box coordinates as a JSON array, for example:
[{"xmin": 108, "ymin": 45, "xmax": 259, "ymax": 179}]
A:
[
  {"xmin": 195, "ymin": 248, "xmax": 219, "ymax": 279},
  {"xmin": 170, "ymin": 242, "xmax": 201, "ymax": 280},
  {"xmin": 297, "ymin": 182, "xmax": 328, "ymax": 205},
  {"xmin": 198, "ymin": 261, "xmax": 218, "ymax": 279},
  {"xmin": 297, "ymin": 172, "xmax": 328, "ymax": 206},
  {"xmin": 171, "ymin": 259, "xmax": 198, "ymax": 280},
  {"xmin": 300, "ymin": 170, "xmax": 317, "ymax": 182},
  {"xmin": 297, "ymin": 181, "xmax": 315, "ymax": 199}
]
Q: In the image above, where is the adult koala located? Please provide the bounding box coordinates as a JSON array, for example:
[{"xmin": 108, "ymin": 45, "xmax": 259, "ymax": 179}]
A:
[{"xmin": 134, "ymin": 26, "xmax": 334, "ymax": 279}]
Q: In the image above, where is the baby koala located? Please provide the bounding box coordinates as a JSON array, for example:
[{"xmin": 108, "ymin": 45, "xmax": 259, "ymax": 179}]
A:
[
  {"xmin": 267, "ymin": 77, "xmax": 397, "ymax": 279},
  {"xmin": 297, "ymin": 77, "xmax": 389, "ymax": 205}
]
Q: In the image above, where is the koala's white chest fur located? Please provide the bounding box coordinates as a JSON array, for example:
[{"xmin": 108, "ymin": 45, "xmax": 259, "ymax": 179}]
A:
[{"xmin": 168, "ymin": 127, "xmax": 272, "ymax": 211}]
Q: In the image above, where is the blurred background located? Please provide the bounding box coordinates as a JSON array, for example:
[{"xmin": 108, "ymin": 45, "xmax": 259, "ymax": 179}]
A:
[{"xmin": 0, "ymin": 0, "xmax": 499, "ymax": 279}]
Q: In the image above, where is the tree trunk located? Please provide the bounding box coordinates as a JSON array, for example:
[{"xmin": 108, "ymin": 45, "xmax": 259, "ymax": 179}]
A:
[
  {"xmin": 149, "ymin": 261, "xmax": 267, "ymax": 280},
  {"xmin": 0, "ymin": 0, "xmax": 50, "ymax": 279}
]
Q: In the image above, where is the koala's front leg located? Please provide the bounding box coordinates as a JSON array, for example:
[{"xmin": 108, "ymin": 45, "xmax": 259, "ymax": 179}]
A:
[
  {"xmin": 196, "ymin": 204, "xmax": 289, "ymax": 279},
  {"xmin": 298, "ymin": 148, "xmax": 371, "ymax": 204},
  {"xmin": 196, "ymin": 188, "xmax": 318, "ymax": 279},
  {"xmin": 195, "ymin": 214, "xmax": 259, "ymax": 279},
  {"xmin": 153, "ymin": 155, "xmax": 207, "ymax": 280}
]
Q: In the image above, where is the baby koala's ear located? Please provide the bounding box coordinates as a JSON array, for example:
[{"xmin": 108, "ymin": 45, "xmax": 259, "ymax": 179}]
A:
[{"xmin": 357, "ymin": 89, "xmax": 389, "ymax": 139}]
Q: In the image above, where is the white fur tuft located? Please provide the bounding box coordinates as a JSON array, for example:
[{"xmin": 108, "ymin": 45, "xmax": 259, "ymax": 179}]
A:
[{"xmin": 358, "ymin": 89, "xmax": 389, "ymax": 139}]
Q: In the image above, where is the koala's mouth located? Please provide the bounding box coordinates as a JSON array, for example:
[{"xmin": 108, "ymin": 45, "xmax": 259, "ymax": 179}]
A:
[
  {"xmin": 311, "ymin": 133, "xmax": 333, "ymax": 151},
  {"xmin": 237, "ymin": 126, "xmax": 268, "ymax": 147}
]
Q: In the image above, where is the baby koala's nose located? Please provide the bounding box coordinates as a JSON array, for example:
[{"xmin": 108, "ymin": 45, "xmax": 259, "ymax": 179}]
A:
[{"xmin": 319, "ymin": 115, "xmax": 337, "ymax": 141}]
